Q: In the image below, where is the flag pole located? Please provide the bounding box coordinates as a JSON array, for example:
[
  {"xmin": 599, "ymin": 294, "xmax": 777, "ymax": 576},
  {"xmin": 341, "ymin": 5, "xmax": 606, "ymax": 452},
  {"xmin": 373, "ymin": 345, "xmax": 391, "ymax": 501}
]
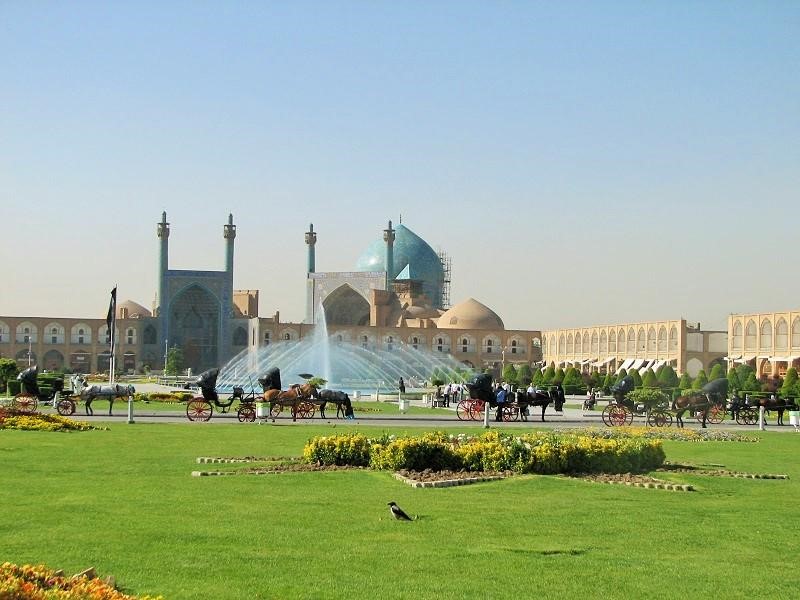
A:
[{"xmin": 107, "ymin": 286, "xmax": 117, "ymax": 385}]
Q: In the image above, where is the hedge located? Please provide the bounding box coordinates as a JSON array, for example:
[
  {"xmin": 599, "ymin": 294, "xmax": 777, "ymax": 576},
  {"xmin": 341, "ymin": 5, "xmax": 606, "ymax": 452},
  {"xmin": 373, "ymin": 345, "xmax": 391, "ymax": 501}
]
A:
[{"xmin": 303, "ymin": 431, "xmax": 665, "ymax": 475}]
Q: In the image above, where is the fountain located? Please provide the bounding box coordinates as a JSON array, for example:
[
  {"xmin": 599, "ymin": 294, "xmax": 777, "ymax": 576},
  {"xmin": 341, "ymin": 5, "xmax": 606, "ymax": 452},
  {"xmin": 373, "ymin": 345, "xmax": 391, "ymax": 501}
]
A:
[{"xmin": 216, "ymin": 306, "xmax": 474, "ymax": 392}]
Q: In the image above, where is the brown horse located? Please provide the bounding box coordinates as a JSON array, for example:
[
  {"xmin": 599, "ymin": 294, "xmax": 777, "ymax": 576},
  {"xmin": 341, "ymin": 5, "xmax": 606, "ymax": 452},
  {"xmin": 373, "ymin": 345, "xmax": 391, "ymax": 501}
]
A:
[
  {"xmin": 263, "ymin": 383, "xmax": 317, "ymax": 421},
  {"xmin": 672, "ymin": 393, "xmax": 711, "ymax": 428}
]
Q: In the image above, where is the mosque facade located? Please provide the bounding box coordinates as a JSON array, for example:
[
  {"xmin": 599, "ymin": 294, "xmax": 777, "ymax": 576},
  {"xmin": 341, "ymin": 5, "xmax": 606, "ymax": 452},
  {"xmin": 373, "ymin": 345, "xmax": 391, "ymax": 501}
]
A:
[{"xmin": 0, "ymin": 214, "xmax": 541, "ymax": 376}]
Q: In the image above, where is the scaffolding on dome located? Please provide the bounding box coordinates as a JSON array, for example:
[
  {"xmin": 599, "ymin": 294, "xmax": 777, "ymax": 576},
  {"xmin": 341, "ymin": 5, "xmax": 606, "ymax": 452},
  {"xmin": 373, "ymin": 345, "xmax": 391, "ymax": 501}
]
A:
[{"xmin": 437, "ymin": 248, "xmax": 452, "ymax": 309}]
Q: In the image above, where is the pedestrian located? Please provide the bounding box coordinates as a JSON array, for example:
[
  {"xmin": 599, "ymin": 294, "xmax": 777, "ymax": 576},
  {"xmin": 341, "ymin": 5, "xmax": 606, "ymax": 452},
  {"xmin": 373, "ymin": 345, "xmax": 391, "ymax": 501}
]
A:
[
  {"xmin": 444, "ymin": 382, "xmax": 452, "ymax": 407},
  {"xmin": 398, "ymin": 377, "xmax": 406, "ymax": 395},
  {"xmin": 789, "ymin": 398, "xmax": 800, "ymax": 433}
]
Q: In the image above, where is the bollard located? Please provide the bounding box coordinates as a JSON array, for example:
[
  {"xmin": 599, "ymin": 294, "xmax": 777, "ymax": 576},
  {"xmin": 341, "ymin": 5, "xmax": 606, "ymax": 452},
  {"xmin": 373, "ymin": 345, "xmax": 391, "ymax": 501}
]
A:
[
  {"xmin": 759, "ymin": 406, "xmax": 765, "ymax": 431},
  {"xmin": 483, "ymin": 400, "xmax": 490, "ymax": 429},
  {"xmin": 127, "ymin": 397, "xmax": 135, "ymax": 424}
]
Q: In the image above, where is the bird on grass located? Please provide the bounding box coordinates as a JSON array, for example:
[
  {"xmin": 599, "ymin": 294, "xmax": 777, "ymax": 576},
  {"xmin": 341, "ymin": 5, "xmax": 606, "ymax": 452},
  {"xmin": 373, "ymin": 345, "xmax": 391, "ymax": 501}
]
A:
[{"xmin": 387, "ymin": 501, "xmax": 413, "ymax": 521}]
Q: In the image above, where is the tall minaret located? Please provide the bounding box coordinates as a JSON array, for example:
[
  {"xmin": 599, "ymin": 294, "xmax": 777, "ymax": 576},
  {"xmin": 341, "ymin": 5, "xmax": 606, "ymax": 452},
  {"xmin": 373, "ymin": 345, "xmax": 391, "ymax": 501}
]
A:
[
  {"xmin": 157, "ymin": 211, "xmax": 170, "ymax": 317},
  {"xmin": 305, "ymin": 223, "xmax": 317, "ymax": 273},
  {"xmin": 383, "ymin": 220, "xmax": 395, "ymax": 290},
  {"xmin": 224, "ymin": 213, "xmax": 236, "ymax": 275}
]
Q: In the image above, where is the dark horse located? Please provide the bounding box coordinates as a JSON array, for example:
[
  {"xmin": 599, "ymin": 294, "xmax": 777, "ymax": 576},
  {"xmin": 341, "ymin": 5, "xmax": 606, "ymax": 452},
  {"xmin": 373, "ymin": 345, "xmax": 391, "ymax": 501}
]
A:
[
  {"xmin": 673, "ymin": 378, "xmax": 728, "ymax": 428},
  {"xmin": 760, "ymin": 394, "xmax": 792, "ymax": 426},
  {"xmin": 513, "ymin": 386, "xmax": 565, "ymax": 422},
  {"xmin": 315, "ymin": 389, "xmax": 355, "ymax": 419}
]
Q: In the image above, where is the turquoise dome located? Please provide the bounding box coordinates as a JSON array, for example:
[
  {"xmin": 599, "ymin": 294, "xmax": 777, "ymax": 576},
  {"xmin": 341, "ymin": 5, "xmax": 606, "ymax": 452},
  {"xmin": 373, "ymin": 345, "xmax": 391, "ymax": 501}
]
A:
[{"xmin": 355, "ymin": 224, "xmax": 444, "ymax": 308}]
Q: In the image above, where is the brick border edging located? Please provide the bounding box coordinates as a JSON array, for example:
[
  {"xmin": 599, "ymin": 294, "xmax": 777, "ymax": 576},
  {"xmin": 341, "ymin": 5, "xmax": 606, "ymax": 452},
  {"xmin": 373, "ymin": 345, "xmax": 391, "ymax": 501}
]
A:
[
  {"xmin": 583, "ymin": 479, "xmax": 694, "ymax": 491},
  {"xmin": 393, "ymin": 472, "xmax": 507, "ymax": 488}
]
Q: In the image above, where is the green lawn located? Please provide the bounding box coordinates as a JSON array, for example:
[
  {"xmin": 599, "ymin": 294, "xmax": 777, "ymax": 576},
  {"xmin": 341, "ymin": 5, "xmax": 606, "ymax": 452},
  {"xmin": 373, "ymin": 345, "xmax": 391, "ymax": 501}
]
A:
[{"xmin": 2, "ymin": 423, "xmax": 798, "ymax": 599}]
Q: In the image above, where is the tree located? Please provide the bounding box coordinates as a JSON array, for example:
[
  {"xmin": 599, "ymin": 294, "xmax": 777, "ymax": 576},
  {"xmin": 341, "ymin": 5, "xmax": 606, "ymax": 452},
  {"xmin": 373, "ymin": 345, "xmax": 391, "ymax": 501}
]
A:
[
  {"xmin": 741, "ymin": 372, "xmax": 761, "ymax": 392},
  {"xmin": 541, "ymin": 365, "xmax": 555, "ymax": 385},
  {"xmin": 727, "ymin": 368, "xmax": 741, "ymax": 394},
  {"xmin": 562, "ymin": 367, "xmax": 583, "ymax": 394},
  {"xmin": 657, "ymin": 365, "xmax": 679, "ymax": 389},
  {"xmin": 642, "ymin": 368, "xmax": 658, "ymax": 388},
  {"xmin": 736, "ymin": 364, "xmax": 755, "ymax": 386},
  {"xmin": 501, "ymin": 364, "xmax": 518, "ymax": 385},
  {"xmin": 602, "ymin": 372, "xmax": 615, "ymax": 393},
  {"xmin": 164, "ymin": 346, "xmax": 185, "ymax": 376},
  {"xmin": 615, "ymin": 369, "xmax": 628, "ymax": 385},
  {"xmin": 629, "ymin": 369, "xmax": 643, "ymax": 388},
  {"xmin": 517, "ymin": 364, "xmax": 533, "ymax": 386},
  {"xmin": 781, "ymin": 368, "xmax": 798, "ymax": 398},
  {"xmin": 708, "ymin": 363, "xmax": 725, "ymax": 382},
  {"xmin": 691, "ymin": 369, "xmax": 708, "ymax": 390},
  {"xmin": 655, "ymin": 364, "xmax": 664, "ymax": 379},
  {"xmin": 589, "ymin": 371, "xmax": 603, "ymax": 390},
  {"xmin": 678, "ymin": 372, "xmax": 692, "ymax": 391},
  {"xmin": 532, "ymin": 368, "xmax": 544, "ymax": 386},
  {"xmin": 0, "ymin": 358, "xmax": 19, "ymax": 393},
  {"xmin": 552, "ymin": 367, "xmax": 565, "ymax": 385}
]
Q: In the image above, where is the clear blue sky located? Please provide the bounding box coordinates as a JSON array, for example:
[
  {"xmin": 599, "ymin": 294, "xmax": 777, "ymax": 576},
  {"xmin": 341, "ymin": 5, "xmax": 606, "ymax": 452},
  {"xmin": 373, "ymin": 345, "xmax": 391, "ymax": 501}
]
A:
[{"xmin": 1, "ymin": 1, "xmax": 798, "ymax": 331}]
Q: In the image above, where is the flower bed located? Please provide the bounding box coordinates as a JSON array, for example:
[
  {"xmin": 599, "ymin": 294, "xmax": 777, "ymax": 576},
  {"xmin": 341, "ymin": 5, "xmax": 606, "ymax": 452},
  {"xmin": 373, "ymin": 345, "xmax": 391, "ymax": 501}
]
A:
[
  {"xmin": 0, "ymin": 562, "xmax": 162, "ymax": 599},
  {"xmin": 0, "ymin": 409, "xmax": 102, "ymax": 432},
  {"xmin": 555, "ymin": 426, "xmax": 758, "ymax": 443},
  {"xmin": 303, "ymin": 431, "xmax": 665, "ymax": 475}
]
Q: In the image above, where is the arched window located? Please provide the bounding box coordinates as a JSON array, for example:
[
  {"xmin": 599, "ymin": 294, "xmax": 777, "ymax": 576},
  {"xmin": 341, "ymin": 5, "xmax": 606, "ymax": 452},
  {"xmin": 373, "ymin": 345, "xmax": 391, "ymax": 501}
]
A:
[
  {"xmin": 263, "ymin": 331, "xmax": 271, "ymax": 346},
  {"xmin": 126, "ymin": 328, "xmax": 136, "ymax": 345},
  {"xmin": 669, "ymin": 326, "xmax": 678, "ymax": 351},
  {"xmin": 576, "ymin": 333, "xmax": 583, "ymax": 354},
  {"xmin": 658, "ymin": 326, "xmax": 667, "ymax": 351},
  {"xmin": 566, "ymin": 334, "xmax": 574, "ymax": 354},
  {"xmin": 637, "ymin": 328, "xmax": 646, "ymax": 352},
  {"xmin": 627, "ymin": 329, "xmax": 635, "ymax": 353},
  {"xmin": 361, "ymin": 335, "xmax": 368, "ymax": 349},
  {"xmin": 412, "ymin": 336, "xmax": 419, "ymax": 350},
  {"xmin": 591, "ymin": 332, "xmax": 599, "ymax": 354},
  {"xmin": 776, "ymin": 319, "xmax": 788, "ymax": 349},
  {"xmin": 387, "ymin": 335, "xmax": 394, "ymax": 351},
  {"xmin": 558, "ymin": 334, "xmax": 565, "ymax": 354},
  {"xmin": 732, "ymin": 321, "xmax": 742, "ymax": 350},
  {"xmin": 599, "ymin": 331, "xmax": 607, "ymax": 354},
  {"xmin": 461, "ymin": 338, "xmax": 468, "ymax": 353},
  {"xmin": 647, "ymin": 327, "xmax": 656, "ymax": 352},
  {"xmin": 284, "ymin": 333, "xmax": 290, "ymax": 340},
  {"xmin": 760, "ymin": 320, "xmax": 772, "ymax": 350},
  {"xmin": 792, "ymin": 318, "xmax": 800, "ymax": 348},
  {"xmin": 609, "ymin": 330, "xmax": 617, "ymax": 353},
  {"xmin": 510, "ymin": 340, "xmax": 518, "ymax": 354},
  {"xmin": 582, "ymin": 332, "xmax": 589, "ymax": 354},
  {"xmin": 745, "ymin": 320, "xmax": 756, "ymax": 350}
]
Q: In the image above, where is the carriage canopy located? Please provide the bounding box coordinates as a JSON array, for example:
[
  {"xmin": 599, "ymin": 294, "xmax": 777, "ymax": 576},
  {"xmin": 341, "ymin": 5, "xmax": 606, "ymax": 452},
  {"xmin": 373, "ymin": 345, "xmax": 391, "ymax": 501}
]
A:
[
  {"xmin": 258, "ymin": 367, "xmax": 281, "ymax": 392},
  {"xmin": 195, "ymin": 368, "xmax": 220, "ymax": 402},
  {"xmin": 702, "ymin": 378, "xmax": 728, "ymax": 397},
  {"xmin": 17, "ymin": 366, "xmax": 40, "ymax": 396}
]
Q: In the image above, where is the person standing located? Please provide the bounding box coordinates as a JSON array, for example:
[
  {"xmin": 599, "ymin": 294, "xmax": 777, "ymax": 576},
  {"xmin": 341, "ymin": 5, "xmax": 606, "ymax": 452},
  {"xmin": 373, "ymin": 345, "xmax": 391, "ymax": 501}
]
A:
[
  {"xmin": 788, "ymin": 398, "xmax": 800, "ymax": 432},
  {"xmin": 398, "ymin": 377, "xmax": 406, "ymax": 395}
]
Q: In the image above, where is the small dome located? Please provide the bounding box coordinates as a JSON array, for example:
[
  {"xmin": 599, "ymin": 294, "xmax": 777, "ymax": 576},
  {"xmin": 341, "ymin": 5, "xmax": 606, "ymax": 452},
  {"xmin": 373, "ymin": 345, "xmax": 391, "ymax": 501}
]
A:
[
  {"xmin": 117, "ymin": 300, "xmax": 151, "ymax": 319},
  {"xmin": 436, "ymin": 298, "xmax": 504, "ymax": 330}
]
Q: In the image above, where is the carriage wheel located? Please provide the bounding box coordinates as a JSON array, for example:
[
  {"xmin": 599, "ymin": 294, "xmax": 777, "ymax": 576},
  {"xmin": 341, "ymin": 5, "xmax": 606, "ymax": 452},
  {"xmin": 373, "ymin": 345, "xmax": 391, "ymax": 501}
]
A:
[
  {"xmin": 12, "ymin": 393, "xmax": 37, "ymax": 413},
  {"xmin": 741, "ymin": 407, "xmax": 758, "ymax": 426},
  {"xmin": 707, "ymin": 405, "xmax": 726, "ymax": 425},
  {"xmin": 456, "ymin": 400, "xmax": 471, "ymax": 421},
  {"xmin": 270, "ymin": 403, "xmax": 282, "ymax": 418},
  {"xmin": 469, "ymin": 400, "xmax": 485, "ymax": 421},
  {"xmin": 608, "ymin": 405, "xmax": 629, "ymax": 427},
  {"xmin": 186, "ymin": 399, "xmax": 213, "ymax": 422},
  {"xmin": 237, "ymin": 404, "xmax": 256, "ymax": 423},
  {"xmin": 298, "ymin": 402, "xmax": 315, "ymax": 419},
  {"xmin": 56, "ymin": 398, "xmax": 76, "ymax": 416},
  {"xmin": 501, "ymin": 405, "xmax": 516, "ymax": 422},
  {"xmin": 601, "ymin": 404, "xmax": 615, "ymax": 427},
  {"xmin": 647, "ymin": 410, "xmax": 671, "ymax": 428}
]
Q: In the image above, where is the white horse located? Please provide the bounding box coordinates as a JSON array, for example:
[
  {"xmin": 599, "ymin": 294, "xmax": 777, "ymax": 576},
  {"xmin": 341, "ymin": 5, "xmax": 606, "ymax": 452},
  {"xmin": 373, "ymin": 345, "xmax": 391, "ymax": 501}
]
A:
[{"xmin": 77, "ymin": 378, "xmax": 135, "ymax": 416}]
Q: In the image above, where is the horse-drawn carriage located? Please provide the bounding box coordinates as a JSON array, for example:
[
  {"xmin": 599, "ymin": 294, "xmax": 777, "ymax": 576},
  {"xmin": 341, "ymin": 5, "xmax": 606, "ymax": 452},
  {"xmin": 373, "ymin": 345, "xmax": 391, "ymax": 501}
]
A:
[
  {"xmin": 185, "ymin": 367, "xmax": 354, "ymax": 422},
  {"xmin": 459, "ymin": 374, "xmax": 565, "ymax": 422},
  {"xmin": 602, "ymin": 376, "xmax": 729, "ymax": 428},
  {"xmin": 10, "ymin": 367, "xmax": 65, "ymax": 413}
]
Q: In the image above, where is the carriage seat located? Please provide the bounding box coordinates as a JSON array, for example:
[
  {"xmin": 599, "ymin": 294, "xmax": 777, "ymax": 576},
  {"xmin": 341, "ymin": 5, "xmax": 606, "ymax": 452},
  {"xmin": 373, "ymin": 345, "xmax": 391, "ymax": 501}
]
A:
[{"xmin": 232, "ymin": 386, "xmax": 244, "ymax": 399}]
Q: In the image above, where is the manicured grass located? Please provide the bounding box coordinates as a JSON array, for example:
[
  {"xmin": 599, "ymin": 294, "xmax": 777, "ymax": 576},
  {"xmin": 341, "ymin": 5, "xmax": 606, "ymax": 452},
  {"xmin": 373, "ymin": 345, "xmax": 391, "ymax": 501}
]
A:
[{"xmin": 2, "ymin": 423, "xmax": 799, "ymax": 599}]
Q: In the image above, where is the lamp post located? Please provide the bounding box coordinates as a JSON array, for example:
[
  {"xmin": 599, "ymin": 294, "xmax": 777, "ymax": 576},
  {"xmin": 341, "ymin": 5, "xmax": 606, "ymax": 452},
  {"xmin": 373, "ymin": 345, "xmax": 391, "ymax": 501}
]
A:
[{"xmin": 27, "ymin": 337, "xmax": 32, "ymax": 367}]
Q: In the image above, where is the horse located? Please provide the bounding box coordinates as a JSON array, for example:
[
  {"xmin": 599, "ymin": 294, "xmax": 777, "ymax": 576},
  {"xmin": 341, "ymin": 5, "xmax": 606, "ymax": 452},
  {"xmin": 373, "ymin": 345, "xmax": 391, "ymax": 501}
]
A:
[
  {"xmin": 673, "ymin": 378, "xmax": 728, "ymax": 428},
  {"xmin": 81, "ymin": 382, "xmax": 136, "ymax": 416},
  {"xmin": 315, "ymin": 389, "xmax": 355, "ymax": 419},
  {"xmin": 263, "ymin": 383, "xmax": 318, "ymax": 422},
  {"xmin": 513, "ymin": 388, "xmax": 565, "ymax": 422},
  {"xmin": 760, "ymin": 394, "xmax": 790, "ymax": 426}
]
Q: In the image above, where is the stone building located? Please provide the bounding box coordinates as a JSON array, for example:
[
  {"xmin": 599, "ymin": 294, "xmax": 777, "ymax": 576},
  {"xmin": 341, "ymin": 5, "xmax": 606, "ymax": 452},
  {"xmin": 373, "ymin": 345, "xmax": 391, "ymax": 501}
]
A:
[
  {"xmin": 727, "ymin": 309, "xmax": 800, "ymax": 378},
  {"xmin": 542, "ymin": 319, "xmax": 727, "ymax": 377}
]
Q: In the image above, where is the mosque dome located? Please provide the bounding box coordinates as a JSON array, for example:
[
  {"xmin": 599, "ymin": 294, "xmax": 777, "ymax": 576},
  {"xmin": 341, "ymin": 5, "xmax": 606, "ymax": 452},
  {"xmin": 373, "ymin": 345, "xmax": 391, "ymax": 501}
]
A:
[
  {"xmin": 436, "ymin": 298, "xmax": 504, "ymax": 330},
  {"xmin": 355, "ymin": 223, "xmax": 444, "ymax": 308},
  {"xmin": 117, "ymin": 300, "xmax": 152, "ymax": 319}
]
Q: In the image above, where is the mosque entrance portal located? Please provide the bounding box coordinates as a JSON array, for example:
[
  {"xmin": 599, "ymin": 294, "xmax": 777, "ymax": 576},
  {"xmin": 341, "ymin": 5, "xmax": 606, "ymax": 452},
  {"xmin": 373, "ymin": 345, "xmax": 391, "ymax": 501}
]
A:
[
  {"xmin": 323, "ymin": 285, "xmax": 370, "ymax": 326},
  {"xmin": 168, "ymin": 284, "xmax": 220, "ymax": 372}
]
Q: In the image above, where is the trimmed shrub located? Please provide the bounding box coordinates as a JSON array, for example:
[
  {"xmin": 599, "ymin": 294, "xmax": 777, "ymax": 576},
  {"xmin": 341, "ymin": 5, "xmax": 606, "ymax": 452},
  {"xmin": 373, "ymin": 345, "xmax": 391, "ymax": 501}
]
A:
[
  {"xmin": 302, "ymin": 433, "xmax": 372, "ymax": 466},
  {"xmin": 370, "ymin": 432, "xmax": 458, "ymax": 471}
]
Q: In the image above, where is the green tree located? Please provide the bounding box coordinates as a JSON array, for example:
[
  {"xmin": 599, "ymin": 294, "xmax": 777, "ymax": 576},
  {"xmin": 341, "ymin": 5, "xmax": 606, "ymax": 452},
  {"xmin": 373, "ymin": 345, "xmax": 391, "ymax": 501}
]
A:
[
  {"xmin": 517, "ymin": 364, "xmax": 533, "ymax": 386},
  {"xmin": 657, "ymin": 365, "xmax": 679, "ymax": 389},
  {"xmin": 642, "ymin": 368, "xmax": 658, "ymax": 388},
  {"xmin": 589, "ymin": 371, "xmax": 603, "ymax": 390},
  {"xmin": 501, "ymin": 364, "xmax": 518, "ymax": 385},
  {"xmin": 562, "ymin": 367, "xmax": 583, "ymax": 394},
  {"xmin": 678, "ymin": 372, "xmax": 692, "ymax": 391},
  {"xmin": 541, "ymin": 365, "xmax": 555, "ymax": 385},
  {"xmin": 552, "ymin": 367, "xmax": 565, "ymax": 385},
  {"xmin": 655, "ymin": 364, "xmax": 664, "ymax": 379},
  {"xmin": 614, "ymin": 368, "xmax": 628, "ymax": 385},
  {"xmin": 691, "ymin": 369, "xmax": 708, "ymax": 390},
  {"xmin": 742, "ymin": 372, "xmax": 761, "ymax": 392},
  {"xmin": 708, "ymin": 363, "xmax": 725, "ymax": 382},
  {"xmin": 0, "ymin": 358, "xmax": 20, "ymax": 394},
  {"xmin": 781, "ymin": 368, "xmax": 798, "ymax": 398},
  {"xmin": 532, "ymin": 369, "xmax": 544, "ymax": 386},
  {"xmin": 602, "ymin": 372, "xmax": 615, "ymax": 393},
  {"xmin": 736, "ymin": 364, "xmax": 755, "ymax": 386},
  {"xmin": 727, "ymin": 368, "xmax": 741, "ymax": 394},
  {"xmin": 629, "ymin": 369, "xmax": 643, "ymax": 388},
  {"xmin": 164, "ymin": 346, "xmax": 185, "ymax": 377}
]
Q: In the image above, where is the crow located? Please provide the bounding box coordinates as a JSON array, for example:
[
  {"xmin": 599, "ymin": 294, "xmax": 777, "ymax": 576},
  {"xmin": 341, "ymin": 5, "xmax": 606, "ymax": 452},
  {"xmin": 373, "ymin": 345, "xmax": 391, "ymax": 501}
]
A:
[{"xmin": 387, "ymin": 501, "xmax": 413, "ymax": 521}]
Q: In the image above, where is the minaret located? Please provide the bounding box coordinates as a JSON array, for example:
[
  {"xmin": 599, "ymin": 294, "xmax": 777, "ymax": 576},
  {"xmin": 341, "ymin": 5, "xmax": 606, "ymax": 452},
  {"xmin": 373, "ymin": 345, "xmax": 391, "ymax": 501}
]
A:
[
  {"xmin": 383, "ymin": 220, "xmax": 395, "ymax": 290},
  {"xmin": 305, "ymin": 223, "xmax": 317, "ymax": 273},
  {"xmin": 157, "ymin": 211, "xmax": 170, "ymax": 317},
  {"xmin": 224, "ymin": 213, "xmax": 236, "ymax": 276}
]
